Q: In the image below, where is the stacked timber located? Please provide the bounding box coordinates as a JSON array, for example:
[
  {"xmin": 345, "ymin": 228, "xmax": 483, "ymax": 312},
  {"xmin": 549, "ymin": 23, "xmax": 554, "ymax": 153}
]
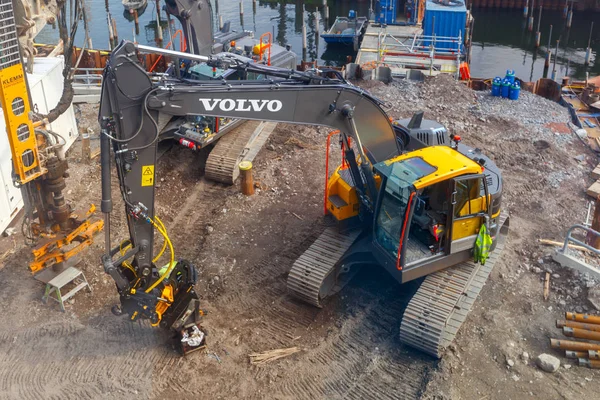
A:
[{"xmin": 586, "ymin": 165, "xmax": 600, "ymax": 199}]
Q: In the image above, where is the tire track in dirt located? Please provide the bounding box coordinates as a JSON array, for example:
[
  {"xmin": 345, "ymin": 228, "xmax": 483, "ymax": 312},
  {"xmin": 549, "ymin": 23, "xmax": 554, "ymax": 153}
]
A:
[
  {"xmin": 0, "ymin": 307, "xmax": 177, "ymax": 400},
  {"xmin": 212, "ymin": 225, "xmax": 435, "ymax": 400},
  {"xmin": 271, "ymin": 272, "xmax": 432, "ymax": 400},
  {"xmin": 0, "ymin": 176, "xmax": 230, "ymax": 400}
]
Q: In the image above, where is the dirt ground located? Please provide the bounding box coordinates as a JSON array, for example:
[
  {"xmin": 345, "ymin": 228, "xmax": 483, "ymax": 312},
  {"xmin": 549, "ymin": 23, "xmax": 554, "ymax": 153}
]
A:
[{"xmin": 1, "ymin": 75, "xmax": 599, "ymax": 399}]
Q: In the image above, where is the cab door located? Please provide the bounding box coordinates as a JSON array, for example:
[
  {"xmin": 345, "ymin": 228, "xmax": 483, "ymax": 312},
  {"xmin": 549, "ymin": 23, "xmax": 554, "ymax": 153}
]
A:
[{"xmin": 449, "ymin": 174, "xmax": 488, "ymax": 254}]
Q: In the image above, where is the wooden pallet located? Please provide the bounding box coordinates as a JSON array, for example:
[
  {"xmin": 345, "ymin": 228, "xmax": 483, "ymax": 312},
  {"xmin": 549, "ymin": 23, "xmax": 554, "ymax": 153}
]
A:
[
  {"xmin": 592, "ymin": 164, "xmax": 600, "ymax": 180},
  {"xmin": 587, "ymin": 181, "xmax": 600, "ymax": 199},
  {"xmin": 587, "ymin": 163, "xmax": 600, "ymax": 198}
]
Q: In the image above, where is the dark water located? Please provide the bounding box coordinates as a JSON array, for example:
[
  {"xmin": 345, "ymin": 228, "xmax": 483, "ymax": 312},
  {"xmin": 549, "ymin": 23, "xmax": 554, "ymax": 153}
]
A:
[
  {"xmin": 470, "ymin": 9, "xmax": 599, "ymax": 80},
  {"xmin": 36, "ymin": 1, "xmax": 597, "ymax": 80},
  {"xmin": 37, "ymin": 0, "xmax": 368, "ymax": 67}
]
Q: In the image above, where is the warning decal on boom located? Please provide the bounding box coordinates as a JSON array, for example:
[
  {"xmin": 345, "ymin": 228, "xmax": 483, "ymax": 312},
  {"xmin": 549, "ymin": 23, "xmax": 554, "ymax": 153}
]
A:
[{"xmin": 141, "ymin": 165, "xmax": 154, "ymax": 186}]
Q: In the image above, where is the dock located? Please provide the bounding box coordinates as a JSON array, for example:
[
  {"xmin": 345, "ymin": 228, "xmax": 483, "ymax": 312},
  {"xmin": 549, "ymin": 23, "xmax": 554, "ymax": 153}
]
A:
[
  {"xmin": 357, "ymin": 24, "xmax": 422, "ymax": 66},
  {"xmin": 356, "ymin": 23, "xmax": 465, "ymax": 78}
]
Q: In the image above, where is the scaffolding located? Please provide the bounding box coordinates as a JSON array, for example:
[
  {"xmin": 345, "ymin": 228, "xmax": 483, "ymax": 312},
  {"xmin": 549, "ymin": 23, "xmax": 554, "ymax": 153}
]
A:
[{"xmin": 375, "ymin": 29, "xmax": 464, "ymax": 78}]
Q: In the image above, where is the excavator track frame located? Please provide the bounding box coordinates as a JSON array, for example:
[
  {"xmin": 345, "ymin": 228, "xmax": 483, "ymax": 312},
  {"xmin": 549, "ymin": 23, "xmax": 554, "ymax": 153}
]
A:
[
  {"xmin": 205, "ymin": 120, "xmax": 277, "ymax": 184},
  {"xmin": 399, "ymin": 213, "xmax": 509, "ymax": 358},
  {"xmin": 287, "ymin": 227, "xmax": 361, "ymax": 307}
]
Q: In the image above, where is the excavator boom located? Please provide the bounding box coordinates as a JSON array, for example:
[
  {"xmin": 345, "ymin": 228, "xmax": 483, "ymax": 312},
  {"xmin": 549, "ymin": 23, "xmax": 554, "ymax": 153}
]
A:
[
  {"xmin": 99, "ymin": 40, "xmax": 401, "ymax": 348},
  {"xmin": 150, "ymin": 84, "xmax": 398, "ymax": 162}
]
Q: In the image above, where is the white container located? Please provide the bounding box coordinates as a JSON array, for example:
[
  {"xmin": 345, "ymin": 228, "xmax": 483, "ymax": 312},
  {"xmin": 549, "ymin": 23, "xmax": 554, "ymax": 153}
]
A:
[{"xmin": 0, "ymin": 57, "xmax": 79, "ymax": 233}]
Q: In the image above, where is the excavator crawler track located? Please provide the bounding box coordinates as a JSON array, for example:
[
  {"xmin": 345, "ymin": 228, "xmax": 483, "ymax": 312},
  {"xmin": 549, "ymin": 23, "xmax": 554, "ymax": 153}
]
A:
[
  {"xmin": 205, "ymin": 121, "xmax": 277, "ymax": 184},
  {"xmin": 399, "ymin": 213, "xmax": 510, "ymax": 358},
  {"xmin": 287, "ymin": 228, "xmax": 360, "ymax": 308}
]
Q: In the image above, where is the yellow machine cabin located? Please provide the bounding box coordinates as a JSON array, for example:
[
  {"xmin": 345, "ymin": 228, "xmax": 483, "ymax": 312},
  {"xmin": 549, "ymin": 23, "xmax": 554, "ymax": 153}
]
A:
[{"xmin": 325, "ymin": 143, "xmax": 504, "ymax": 285}]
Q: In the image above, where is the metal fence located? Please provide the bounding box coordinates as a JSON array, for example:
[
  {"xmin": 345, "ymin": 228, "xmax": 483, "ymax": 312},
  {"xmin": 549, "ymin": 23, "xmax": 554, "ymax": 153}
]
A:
[
  {"xmin": 375, "ymin": 30, "xmax": 464, "ymax": 78},
  {"xmin": 72, "ymin": 68, "xmax": 104, "ymax": 104}
]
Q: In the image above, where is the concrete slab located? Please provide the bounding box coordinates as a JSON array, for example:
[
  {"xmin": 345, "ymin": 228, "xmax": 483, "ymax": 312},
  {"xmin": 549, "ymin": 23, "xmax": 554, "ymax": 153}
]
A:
[{"xmin": 553, "ymin": 251, "xmax": 600, "ymax": 280}]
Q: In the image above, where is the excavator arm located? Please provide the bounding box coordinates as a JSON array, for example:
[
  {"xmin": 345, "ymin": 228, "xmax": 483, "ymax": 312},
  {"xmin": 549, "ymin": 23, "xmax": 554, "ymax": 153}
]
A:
[{"xmin": 99, "ymin": 41, "xmax": 399, "ymax": 347}]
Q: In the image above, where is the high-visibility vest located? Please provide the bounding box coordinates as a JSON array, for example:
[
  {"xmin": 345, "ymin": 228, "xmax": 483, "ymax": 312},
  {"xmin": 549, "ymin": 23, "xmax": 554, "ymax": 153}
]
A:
[
  {"xmin": 474, "ymin": 224, "xmax": 492, "ymax": 265},
  {"xmin": 158, "ymin": 262, "xmax": 176, "ymax": 278}
]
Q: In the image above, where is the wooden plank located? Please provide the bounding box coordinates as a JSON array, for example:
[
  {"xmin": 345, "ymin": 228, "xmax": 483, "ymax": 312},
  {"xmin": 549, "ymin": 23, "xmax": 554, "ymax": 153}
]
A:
[
  {"xmin": 48, "ymin": 40, "xmax": 64, "ymax": 57},
  {"xmin": 593, "ymin": 165, "xmax": 600, "ymax": 180},
  {"xmin": 538, "ymin": 238, "xmax": 593, "ymax": 253},
  {"xmin": 587, "ymin": 180, "xmax": 600, "ymax": 198}
]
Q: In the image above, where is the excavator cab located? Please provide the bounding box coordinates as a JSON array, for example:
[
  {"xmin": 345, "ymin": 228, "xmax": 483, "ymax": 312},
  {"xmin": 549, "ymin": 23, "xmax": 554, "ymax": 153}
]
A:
[{"xmin": 371, "ymin": 146, "xmax": 496, "ymax": 283}]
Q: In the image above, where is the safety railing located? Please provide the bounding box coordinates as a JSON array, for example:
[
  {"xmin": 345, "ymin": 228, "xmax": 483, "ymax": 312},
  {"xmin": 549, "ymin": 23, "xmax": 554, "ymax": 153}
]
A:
[
  {"xmin": 324, "ymin": 131, "xmax": 352, "ymax": 216},
  {"xmin": 375, "ymin": 29, "xmax": 464, "ymax": 78},
  {"xmin": 324, "ymin": 130, "xmax": 339, "ymax": 215},
  {"xmin": 72, "ymin": 68, "xmax": 104, "ymax": 85},
  {"xmin": 149, "ymin": 29, "xmax": 187, "ymax": 73},
  {"xmin": 378, "ymin": 32, "xmax": 464, "ymax": 57},
  {"xmin": 258, "ymin": 32, "xmax": 272, "ymax": 66},
  {"xmin": 71, "ymin": 67, "xmax": 104, "ymax": 103},
  {"xmin": 560, "ymin": 225, "xmax": 600, "ymax": 256}
]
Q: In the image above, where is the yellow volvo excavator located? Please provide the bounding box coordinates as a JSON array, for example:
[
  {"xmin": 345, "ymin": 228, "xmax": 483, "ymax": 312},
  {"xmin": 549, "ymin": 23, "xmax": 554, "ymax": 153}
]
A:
[{"xmin": 99, "ymin": 41, "xmax": 508, "ymax": 357}]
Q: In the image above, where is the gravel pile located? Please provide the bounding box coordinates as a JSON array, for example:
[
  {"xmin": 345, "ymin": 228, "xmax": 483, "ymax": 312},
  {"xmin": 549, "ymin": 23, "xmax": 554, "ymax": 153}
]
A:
[
  {"xmin": 473, "ymin": 90, "xmax": 573, "ymax": 145},
  {"xmin": 376, "ymin": 74, "xmax": 573, "ymax": 146}
]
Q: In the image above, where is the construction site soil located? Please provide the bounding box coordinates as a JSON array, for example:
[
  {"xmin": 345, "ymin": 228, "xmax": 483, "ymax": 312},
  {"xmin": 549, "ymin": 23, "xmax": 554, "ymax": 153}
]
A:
[{"xmin": 1, "ymin": 75, "xmax": 599, "ymax": 399}]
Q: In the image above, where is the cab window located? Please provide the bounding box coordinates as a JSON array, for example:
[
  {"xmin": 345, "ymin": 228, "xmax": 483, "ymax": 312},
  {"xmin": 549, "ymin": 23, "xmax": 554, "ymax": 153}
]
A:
[
  {"xmin": 454, "ymin": 178, "xmax": 482, "ymax": 217},
  {"xmin": 375, "ymin": 177, "xmax": 413, "ymax": 259}
]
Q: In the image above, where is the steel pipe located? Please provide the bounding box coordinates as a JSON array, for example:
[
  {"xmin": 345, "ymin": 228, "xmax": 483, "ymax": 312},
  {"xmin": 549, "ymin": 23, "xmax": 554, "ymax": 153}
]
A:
[
  {"xmin": 551, "ymin": 339, "xmax": 600, "ymax": 351},
  {"xmin": 566, "ymin": 312, "xmax": 600, "ymax": 325},
  {"xmin": 579, "ymin": 358, "xmax": 600, "ymax": 369},
  {"xmin": 563, "ymin": 327, "xmax": 600, "ymax": 341},
  {"xmin": 565, "ymin": 350, "xmax": 588, "ymax": 359},
  {"xmin": 557, "ymin": 319, "xmax": 600, "ymax": 332},
  {"xmin": 136, "ymin": 44, "xmax": 210, "ymax": 63}
]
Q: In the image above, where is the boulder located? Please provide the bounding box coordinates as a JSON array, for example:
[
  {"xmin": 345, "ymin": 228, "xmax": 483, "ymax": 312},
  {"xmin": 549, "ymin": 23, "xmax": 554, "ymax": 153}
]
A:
[
  {"xmin": 588, "ymin": 285, "xmax": 600, "ymax": 311},
  {"xmin": 535, "ymin": 354, "xmax": 560, "ymax": 373}
]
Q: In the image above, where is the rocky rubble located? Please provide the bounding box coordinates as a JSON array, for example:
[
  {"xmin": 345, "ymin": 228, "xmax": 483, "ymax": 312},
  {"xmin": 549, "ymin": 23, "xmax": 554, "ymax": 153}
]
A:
[{"xmin": 377, "ymin": 74, "xmax": 572, "ymax": 145}]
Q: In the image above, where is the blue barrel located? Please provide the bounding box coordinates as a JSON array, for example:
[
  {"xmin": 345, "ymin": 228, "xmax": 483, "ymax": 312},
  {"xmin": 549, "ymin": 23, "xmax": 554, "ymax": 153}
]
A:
[
  {"xmin": 501, "ymin": 80, "xmax": 511, "ymax": 98},
  {"xmin": 348, "ymin": 9, "xmax": 356, "ymax": 19},
  {"xmin": 491, "ymin": 78, "xmax": 501, "ymax": 97},
  {"xmin": 509, "ymin": 83, "xmax": 521, "ymax": 100},
  {"xmin": 505, "ymin": 70, "xmax": 515, "ymax": 84}
]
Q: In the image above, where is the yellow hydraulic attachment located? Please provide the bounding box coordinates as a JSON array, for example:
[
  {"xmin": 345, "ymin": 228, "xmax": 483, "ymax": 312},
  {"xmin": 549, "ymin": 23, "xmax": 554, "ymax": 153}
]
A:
[{"xmin": 29, "ymin": 205, "xmax": 104, "ymax": 273}]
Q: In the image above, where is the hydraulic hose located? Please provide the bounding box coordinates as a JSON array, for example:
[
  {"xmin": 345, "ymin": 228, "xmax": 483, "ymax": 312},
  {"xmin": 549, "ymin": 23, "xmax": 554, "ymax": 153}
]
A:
[
  {"xmin": 152, "ymin": 216, "xmax": 168, "ymax": 263},
  {"xmin": 145, "ymin": 217, "xmax": 175, "ymax": 293}
]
